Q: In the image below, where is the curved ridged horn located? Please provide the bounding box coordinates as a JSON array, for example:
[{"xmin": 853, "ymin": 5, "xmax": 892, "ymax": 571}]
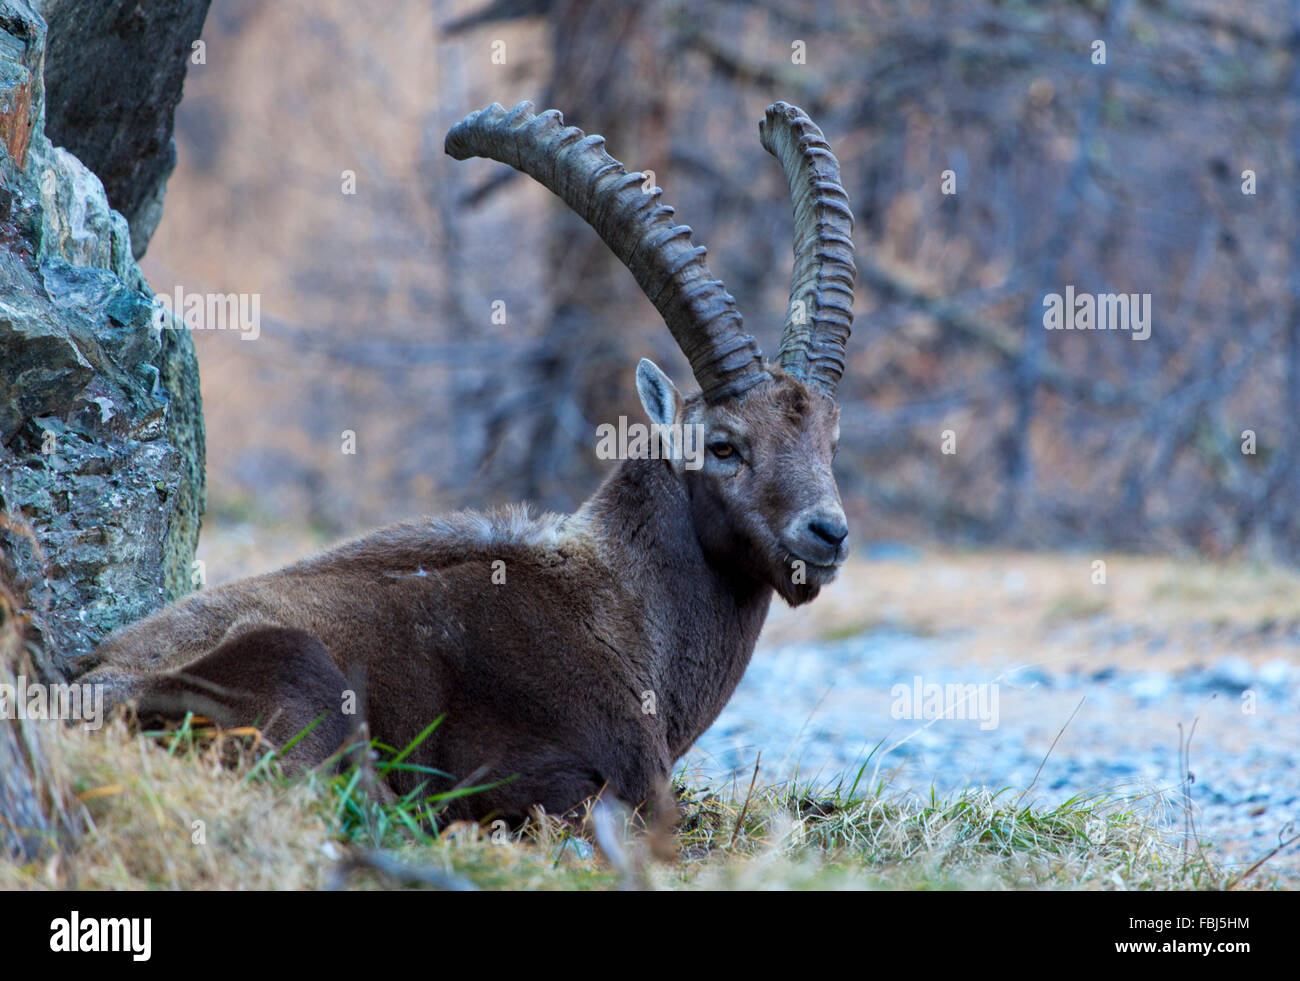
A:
[
  {"xmin": 446, "ymin": 102, "xmax": 770, "ymax": 403},
  {"xmin": 759, "ymin": 102, "xmax": 855, "ymax": 397}
]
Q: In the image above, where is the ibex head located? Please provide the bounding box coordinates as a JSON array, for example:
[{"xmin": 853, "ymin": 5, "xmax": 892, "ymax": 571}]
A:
[
  {"xmin": 446, "ymin": 101, "xmax": 855, "ymax": 606},
  {"xmin": 635, "ymin": 362, "xmax": 843, "ymax": 606}
]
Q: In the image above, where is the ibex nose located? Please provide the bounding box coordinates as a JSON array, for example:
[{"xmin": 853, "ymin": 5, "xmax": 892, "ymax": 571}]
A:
[
  {"xmin": 808, "ymin": 513, "xmax": 848, "ymax": 549},
  {"xmin": 786, "ymin": 510, "xmax": 848, "ymax": 569}
]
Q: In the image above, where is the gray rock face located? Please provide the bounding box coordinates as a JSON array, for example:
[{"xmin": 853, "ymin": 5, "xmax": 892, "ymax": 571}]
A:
[
  {"xmin": 0, "ymin": 0, "xmax": 205, "ymax": 680},
  {"xmin": 31, "ymin": 0, "xmax": 211, "ymax": 258}
]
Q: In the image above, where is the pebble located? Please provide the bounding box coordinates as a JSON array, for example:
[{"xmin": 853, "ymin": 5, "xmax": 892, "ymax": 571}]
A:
[
  {"xmin": 1259, "ymin": 659, "xmax": 1293, "ymax": 691},
  {"xmin": 1130, "ymin": 673, "xmax": 1171, "ymax": 701},
  {"xmin": 1201, "ymin": 655, "xmax": 1256, "ymax": 693}
]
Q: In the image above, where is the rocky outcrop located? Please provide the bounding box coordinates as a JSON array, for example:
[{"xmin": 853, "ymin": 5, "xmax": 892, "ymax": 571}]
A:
[
  {"xmin": 0, "ymin": 0, "xmax": 205, "ymax": 680},
  {"xmin": 32, "ymin": 0, "xmax": 211, "ymax": 258}
]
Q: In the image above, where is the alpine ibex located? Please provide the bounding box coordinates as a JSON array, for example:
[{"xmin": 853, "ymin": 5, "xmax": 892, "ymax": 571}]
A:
[{"xmin": 84, "ymin": 101, "xmax": 855, "ymax": 823}]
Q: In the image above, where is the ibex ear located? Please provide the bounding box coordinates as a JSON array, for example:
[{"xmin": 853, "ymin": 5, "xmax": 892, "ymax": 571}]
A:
[
  {"xmin": 637, "ymin": 358, "xmax": 686, "ymax": 465},
  {"xmin": 636, "ymin": 358, "xmax": 683, "ymax": 429}
]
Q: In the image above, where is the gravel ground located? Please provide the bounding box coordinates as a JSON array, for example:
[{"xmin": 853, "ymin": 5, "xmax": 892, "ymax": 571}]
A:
[{"xmin": 686, "ymin": 630, "xmax": 1300, "ymax": 880}]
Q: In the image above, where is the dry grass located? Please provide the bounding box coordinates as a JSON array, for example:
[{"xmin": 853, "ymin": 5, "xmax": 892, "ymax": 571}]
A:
[
  {"xmin": 0, "ymin": 715, "xmax": 1260, "ymax": 891},
  {"xmin": 0, "ymin": 722, "xmax": 334, "ymax": 890}
]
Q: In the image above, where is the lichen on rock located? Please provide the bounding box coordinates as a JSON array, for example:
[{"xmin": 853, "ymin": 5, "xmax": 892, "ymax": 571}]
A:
[{"xmin": 0, "ymin": 0, "xmax": 205, "ymax": 680}]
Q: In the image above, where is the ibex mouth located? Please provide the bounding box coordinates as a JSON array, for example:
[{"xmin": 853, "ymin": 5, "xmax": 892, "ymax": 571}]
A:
[
  {"xmin": 786, "ymin": 553, "xmax": 844, "ymax": 585},
  {"xmin": 777, "ymin": 553, "xmax": 843, "ymax": 606}
]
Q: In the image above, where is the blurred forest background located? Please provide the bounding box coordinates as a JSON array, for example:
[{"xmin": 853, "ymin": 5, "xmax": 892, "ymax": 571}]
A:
[{"xmin": 142, "ymin": 0, "xmax": 1300, "ymax": 568}]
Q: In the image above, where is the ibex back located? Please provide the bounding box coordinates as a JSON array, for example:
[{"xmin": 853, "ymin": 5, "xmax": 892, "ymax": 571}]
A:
[{"xmin": 85, "ymin": 101, "xmax": 856, "ymax": 824}]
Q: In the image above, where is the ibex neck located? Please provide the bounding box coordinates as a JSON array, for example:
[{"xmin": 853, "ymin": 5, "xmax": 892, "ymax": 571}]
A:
[{"xmin": 582, "ymin": 457, "xmax": 772, "ymax": 757}]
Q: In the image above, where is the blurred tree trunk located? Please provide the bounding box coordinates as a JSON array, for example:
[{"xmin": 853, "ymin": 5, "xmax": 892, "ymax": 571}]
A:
[{"xmin": 1280, "ymin": 0, "xmax": 1300, "ymax": 550}]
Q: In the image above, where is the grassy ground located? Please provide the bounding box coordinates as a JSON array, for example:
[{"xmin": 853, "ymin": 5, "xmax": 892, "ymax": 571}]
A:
[{"xmin": 0, "ymin": 712, "xmax": 1266, "ymax": 891}]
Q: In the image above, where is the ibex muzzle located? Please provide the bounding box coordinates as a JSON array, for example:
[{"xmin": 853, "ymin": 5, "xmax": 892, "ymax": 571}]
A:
[{"xmin": 85, "ymin": 101, "xmax": 856, "ymax": 823}]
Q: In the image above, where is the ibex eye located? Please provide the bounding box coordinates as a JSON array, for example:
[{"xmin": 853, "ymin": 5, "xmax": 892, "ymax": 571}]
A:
[{"xmin": 710, "ymin": 441, "xmax": 735, "ymax": 459}]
